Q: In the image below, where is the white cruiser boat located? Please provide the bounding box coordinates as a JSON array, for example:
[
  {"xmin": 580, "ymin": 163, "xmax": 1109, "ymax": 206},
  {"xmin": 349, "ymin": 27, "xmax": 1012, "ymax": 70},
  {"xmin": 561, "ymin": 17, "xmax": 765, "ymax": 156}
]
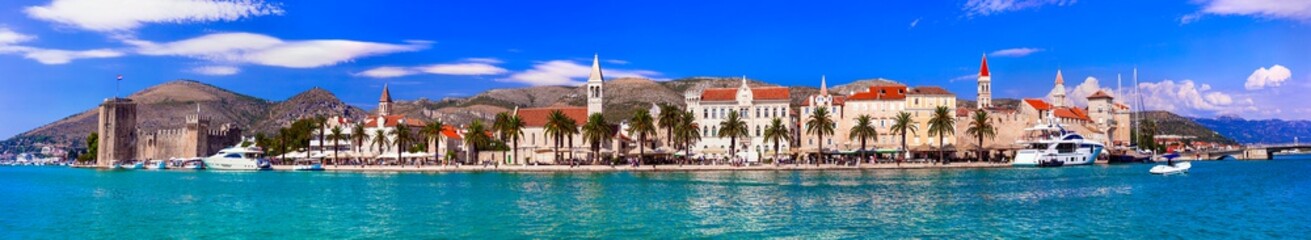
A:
[
  {"xmin": 1150, "ymin": 152, "xmax": 1190, "ymax": 175},
  {"xmin": 202, "ymin": 145, "xmax": 272, "ymax": 170},
  {"xmin": 112, "ymin": 161, "xmax": 144, "ymax": 170},
  {"xmin": 1013, "ymin": 121, "xmax": 1105, "ymax": 167},
  {"xmin": 292, "ymin": 159, "xmax": 324, "ymax": 171}
]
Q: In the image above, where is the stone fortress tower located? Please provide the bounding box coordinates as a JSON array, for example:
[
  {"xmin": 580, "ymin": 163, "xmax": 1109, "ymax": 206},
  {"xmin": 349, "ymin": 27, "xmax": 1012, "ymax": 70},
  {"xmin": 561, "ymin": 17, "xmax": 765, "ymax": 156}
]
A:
[{"xmin": 97, "ymin": 98, "xmax": 138, "ymax": 167}]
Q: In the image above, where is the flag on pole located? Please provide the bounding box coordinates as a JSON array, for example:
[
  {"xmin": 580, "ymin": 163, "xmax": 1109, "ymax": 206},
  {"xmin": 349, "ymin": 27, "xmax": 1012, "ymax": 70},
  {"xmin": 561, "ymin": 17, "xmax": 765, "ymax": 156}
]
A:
[{"xmin": 117, "ymin": 75, "xmax": 123, "ymax": 81}]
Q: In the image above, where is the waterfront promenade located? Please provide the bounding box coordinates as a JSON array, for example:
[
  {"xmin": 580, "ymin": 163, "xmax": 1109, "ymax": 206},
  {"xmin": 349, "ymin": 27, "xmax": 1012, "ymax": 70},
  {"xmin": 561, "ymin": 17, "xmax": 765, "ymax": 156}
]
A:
[{"xmin": 271, "ymin": 162, "xmax": 1009, "ymax": 172}]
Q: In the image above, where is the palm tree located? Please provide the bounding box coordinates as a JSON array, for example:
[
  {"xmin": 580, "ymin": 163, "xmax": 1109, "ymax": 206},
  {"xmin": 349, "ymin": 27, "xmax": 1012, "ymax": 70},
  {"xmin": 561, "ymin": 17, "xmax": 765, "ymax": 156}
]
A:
[
  {"xmin": 581, "ymin": 113, "xmax": 614, "ymax": 165},
  {"xmin": 313, "ymin": 115, "xmax": 326, "ymax": 161},
  {"xmin": 965, "ymin": 110, "xmax": 997, "ymax": 163},
  {"xmin": 327, "ymin": 126, "xmax": 345, "ymax": 167},
  {"xmin": 718, "ymin": 110, "xmax": 749, "ymax": 164},
  {"xmin": 806, "ymin": 107, "xmax": 836, "ymax": 166},
  {"xmin": 763, "ymin": 118, "xmax": 789, "ymax": 166},
  {"xmin": 464, "ymin": 120, "xmax": 491, "ymax": 165},
  {"xmin": 350, "ymin": 124, "xmax": 367, "ymax": 165},
  {"xmin": 277, "ymin": 128, "xmax": 292, "ymax": 163},
  {"xmin": 629, "ymin": 109, "xmax": 657, "ymax": 166},
  {"xmin": 492, "ymin": 112, "xmax": 511, "ymax": 165},
  {"xmin": 544, "ymin": 110, "xmax": 569, "ymax": 164},
  {"xmin": 849, "ymin": 115, "xmax": 878, "ymax": 166},
  {"xmin": 673, "ymin": 111, "xmax": 701, "ymax": 164},
  {"xmin": 393, "ymin": 124, "xmax": 413, "ymax": 166},
  {"xmin": 890, "ymin": 112, "xmax": 917, "ymax": 166},
  {"xmin": 657, "ymin": 103, "xmax": 682, "ymax": 148},
  {"xmin": 927, "ymin": 106, "xmax": 956, "ymax": 165},
  {"xmin": 561, "ymin": 118, "xmax": 579, "ymax": 163},
  {"xmin": 503, "ymin": 115, "xmax": 525, "ymax": 166},
  {"xmin": 371, "ymin": 129, "xmax": 390, "ymax": 165},
  {"xmin": 420, "ymin": 121, "xmax": 445, "ymax": 166}
]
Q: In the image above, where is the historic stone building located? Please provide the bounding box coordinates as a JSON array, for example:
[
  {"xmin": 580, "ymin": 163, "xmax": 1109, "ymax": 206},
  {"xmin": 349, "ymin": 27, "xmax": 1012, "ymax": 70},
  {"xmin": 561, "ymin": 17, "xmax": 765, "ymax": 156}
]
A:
[
  {"xmin": 97, "ymin": 98, "xmax": 137, "ymax": 167},
  {"xmin": 513, "ymin": 54, "xmax": 617, "ymax": 164},
  {"xmin": 687, "ymin": 76, "xmax": 792, "ymax": 160}
]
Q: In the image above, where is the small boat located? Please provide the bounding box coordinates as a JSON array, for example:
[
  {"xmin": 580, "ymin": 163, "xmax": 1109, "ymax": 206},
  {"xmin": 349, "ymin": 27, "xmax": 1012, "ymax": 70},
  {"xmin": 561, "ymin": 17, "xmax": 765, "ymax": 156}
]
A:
[
  {"xmin": 1037, "ymin": 157, "xmax": 1065, "ymax": 167},
  {"xmin": 112, "ymin": 161, "xmax": 144, "ymax": 170},
  {"xmin": 292, "ymin": 159, "xmax": 325, "ymax": 171},
  {"xmin": 180, "ymin": 158, "xmax": 205, "ymax": 170},
  {"xmin": 145, "ymin": 160, "xmax": 168, "ymax": 170},
  {"xmin": 1150, "ymin": 152, "xmax": 1190, "ymax": 175}
]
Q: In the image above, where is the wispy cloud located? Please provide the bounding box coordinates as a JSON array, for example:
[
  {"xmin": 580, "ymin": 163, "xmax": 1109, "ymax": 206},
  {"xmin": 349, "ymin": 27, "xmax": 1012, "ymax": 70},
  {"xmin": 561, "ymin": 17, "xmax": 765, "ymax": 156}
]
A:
[
  {"xmin": 356, "ymin": 59, "xmax": 509, "ymax": 78},
  {"xmin": 25, "ymin": 0, "xmax": 283, "ymax": 32},
  {"xmin": 500, "ymin": 59, "xmax": 663, "ymax": 86},
  {"xmin": 990, "ymin": 47, "xmax": 1043, "ymax": 57},
  {"xmin": 963, "ymin": 0, "xmax": 1076, "ymax": 17},
  {"xmin": 605, "ymin": 59, "xmax": 629, "ymax": 65},
  {"xmin": 0, "ymin": 28, "xmax": 123, "ymax": 64},
  {"xmin": 909, "ymin": 18, "xmax": 921, "ymax": 29},
  {"xmin": 126, "ymin": 32, "xmax": 429, "ymax": 72},
  {"xmin": 1186, "ymin": 0, "xmax": 1311, "ymax": 23},
  {"xmin": 191, "ymin": 66, "xmax": 240, "ymax": 76},
  {"xmin": 949, "ymin": 74, "xmax": 976, "ymax": 82}
]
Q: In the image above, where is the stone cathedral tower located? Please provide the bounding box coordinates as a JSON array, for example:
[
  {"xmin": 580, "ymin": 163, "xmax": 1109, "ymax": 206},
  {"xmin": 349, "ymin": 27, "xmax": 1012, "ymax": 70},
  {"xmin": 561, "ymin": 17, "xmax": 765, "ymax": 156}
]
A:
[
  {"xmin": 977, "ymin": 54, "xmax": 992, "ymax": 109},
  {"xmin": 586, "ymin": 54, "xmax": 605, "ymax": 116}
]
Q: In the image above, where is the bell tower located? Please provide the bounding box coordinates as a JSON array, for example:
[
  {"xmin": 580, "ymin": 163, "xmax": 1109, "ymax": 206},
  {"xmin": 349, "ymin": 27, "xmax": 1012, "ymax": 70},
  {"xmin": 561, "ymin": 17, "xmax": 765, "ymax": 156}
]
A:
[
  {"xmin": 977, "ymin": 53, "xmax": 992, "ymax": 109},
  {"xmin": 378, "ymin": 83, "xmax": 394, "ymax": 116},
  {"xmin": 587, "ymin": 54, "xmax": 605, "ymax": 116}
]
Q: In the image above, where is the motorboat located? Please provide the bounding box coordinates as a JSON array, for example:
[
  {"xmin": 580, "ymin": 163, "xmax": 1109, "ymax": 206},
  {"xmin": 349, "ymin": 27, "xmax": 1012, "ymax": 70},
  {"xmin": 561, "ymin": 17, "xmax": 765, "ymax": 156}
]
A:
[
  {"xmin": 202, "ymin": 145, "xmax": 272, "ymax": 170},
  {"xmin": 292, "ymin": 159, "xmax": 325, "ymax": 171},
  {"xmin": 112, "ymin": 161, "xmax": 144, "ymax": 170},
  {"xmin": 179, "ymin": 158, "xmax": 205, "ymax": 170},
  {"xmin": 1150, "ymin": 152, "xmax": 1190, "ymax": 175},
  {"xmin": 145, "ymin": 160, "xmax": 168, "ymax": 170},
  {"xmin": 1108, "ymin": 146, "xmax": 1153, "ymax": 164},
  {"xmin": 1012, "ymin": 119, "xmax": 1105, "ymax": 167}
]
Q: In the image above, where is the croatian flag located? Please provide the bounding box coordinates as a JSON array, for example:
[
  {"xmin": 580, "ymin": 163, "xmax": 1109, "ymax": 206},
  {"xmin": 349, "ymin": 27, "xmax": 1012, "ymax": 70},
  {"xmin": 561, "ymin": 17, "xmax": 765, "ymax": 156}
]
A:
[{"xmin": 116, "ymin": 75, "xmax": 123, "ymax": 81}]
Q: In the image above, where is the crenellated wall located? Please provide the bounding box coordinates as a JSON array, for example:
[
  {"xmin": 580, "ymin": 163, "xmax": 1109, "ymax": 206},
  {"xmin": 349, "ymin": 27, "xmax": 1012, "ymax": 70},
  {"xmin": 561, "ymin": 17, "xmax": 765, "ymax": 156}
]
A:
[{"xmin": 136, "ymin": 115, "xmax": 242, "ymax": 160}]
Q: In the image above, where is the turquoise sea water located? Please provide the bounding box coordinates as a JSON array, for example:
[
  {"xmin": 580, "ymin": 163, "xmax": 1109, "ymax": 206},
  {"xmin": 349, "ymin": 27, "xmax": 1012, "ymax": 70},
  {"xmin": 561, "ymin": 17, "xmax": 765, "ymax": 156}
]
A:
[{"xmin": 3, "ymin": 158, "xmax": 1310, "ymax": 239}]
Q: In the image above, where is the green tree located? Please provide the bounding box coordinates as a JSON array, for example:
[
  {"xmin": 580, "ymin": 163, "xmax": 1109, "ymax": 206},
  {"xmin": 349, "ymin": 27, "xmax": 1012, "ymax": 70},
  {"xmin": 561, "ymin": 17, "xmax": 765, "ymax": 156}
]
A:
[
  {"xmin": 849, "ymin": 115, "xmax": 878, "ymax": 166},
  {"xmin": 350, "ymin": 124, "xmax": 367, "ymax": 164},
  {"xmin": 420, "ymin": 121, "xmax": 446, "ymax": 166},
  {"xmin": 674, "ymin": 111, "xmax": 701, "ymax": 164},
  {"xmin": 372, "ymin": 128, "xmax": 390, "ymax": 165},
  {"xmin": 657, "ymin": 103, "xmax": 682, "ymax": 148},
  {"xmin": 544, "ymin": 110, "xmax": 572, "ymax": 164},
  {"xmin": 890, "ymin": 111, "xmax": 918, "ymax": 165},
  {"xmin": 806, "ymin": 107, "xmax": 836, "ymax": 166},
  {"xmin": 718, "ymin": 110, "xmax": 749, "ymax": 163},
  {"xmin": 327, "ymin": 126, "xmax": 345, "ymax": 166},
  {"xmin": 492, "ymin": 112, "xmax": 511, "ymax": 165},
  {"xmin": 629, "ymin": 109, "xmax": 657, "ymax": 165},
  {"xmin": 965, "ymin": 110, "xmax": 997, "ymax": 163},
  {"xmin": 503, "ymin": 115, "xmax": 525, "ymax": 165},
  {"xmin": 314, "ymin": 115, "xmax": 326, "ymax": 162},
  {"xmin": 582, "ymin": 113, "xmax": 614, "ymax": 165},
  {"xmin": 393, "ymin": 124, "xmax": 414, "ymax": 166},
  {"xmin": 763, "ymin": 118, "xmax": 789, "ymax": 165},
  {"xmin": 464, "ymin": 120, "xmax": 492, "ymax": 165},
  {"xmin": 927, "ymin": 106, "xmax": 956, "ymax": 165},
  {"xmin": 77, "ymin": 132, "xmax": 98, "ymax": 163}
]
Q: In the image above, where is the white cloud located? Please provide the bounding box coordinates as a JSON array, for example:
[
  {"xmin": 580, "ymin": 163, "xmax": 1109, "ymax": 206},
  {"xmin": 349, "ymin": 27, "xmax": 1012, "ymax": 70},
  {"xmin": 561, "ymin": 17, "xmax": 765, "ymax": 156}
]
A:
[
  {"xmin": 0, "ymin": 28, "xmax": 124, "ymax": 64},
  {"xmin": 909, "ymin": 18, "xmax": 921, "ymax": 29},
  {"xmin": 605, "ymin": 59, "xmax": 629, "ymax": 65},
  {"xmin": 1067, "ymin": 76, "xmax": 1114, "ymax": 107},
  {"xmin": 1190, "ymin": 0, "xmax": 1311, "ymax": 22},
  {"xmin": 1244, "ymin": 64, "xmax": 1292, "ymax": 90},
  {"xmin": 417, "ymin": 63, "xmax": 507, "ymax": 75},
  {"xmin": 1135, "ymin": 79, "xmax": 1245, "ymax": 116},
  {"xmin": 0, "ymin": 28, "xmax": 36, "ymax": 45},
  {"xmin": 462, "ymin": 57, "xmax": 502, "ymax": 64},
  {"xmin": 356, "ymin": 66, "xmax": 416, "ymax": 78},
  {"xmin": 949, "ymin": 74, "xmax": 976, "ymax": 82},
  {"xmin": 963, "ymin": 0, "xmax": 1076, "ymax": 16},
  {"xmin": 990, "ymin": 47, "xmax": 1043, "ymax": 57},
  {"xmin": 191, "ymin": 66, "xmax": 239, "ymax": 76},
  {"xmin": 127, "ymin": 32, "xmax": 429, "ymax": 68},
  {"xmin": 25, "ymin": 0, "xmax": 283, "ymax": 32},
  {"xmin": 500, "ymin": 60, "xmax": 663, "ymax": 86}
]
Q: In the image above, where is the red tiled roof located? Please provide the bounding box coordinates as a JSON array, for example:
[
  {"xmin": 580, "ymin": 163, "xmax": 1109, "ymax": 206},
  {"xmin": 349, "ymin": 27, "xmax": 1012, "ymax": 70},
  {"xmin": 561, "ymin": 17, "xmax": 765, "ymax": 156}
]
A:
[
  {"xmin": 846, "ymin": 86, "xmax": 908, "ymax": 101},
  {"xmin": 752, "ymin": 87, "xmax": 790, "ymax": 100},
  {"xmin": 956, "ymin": 108, "xmax": 973, "ymax": 117},
  {"xmin": 442, "ymin": 125, "xmax": 462, "ymax": 140},
  {"xmin": 1087, "ymin": 90, "xmax": 1113, "ymax": 99},
  {"xmin": 700, "ymin": 87, "xmax": 790, "ymax": 101},
  {"xmin": 1053, "ymin": 107, "xmax": 1090, "ymax": 121},
  {"xmin": 514, "ymin": 107, "xmax": 588, "ymax": 127},
  {"xmin": 1113, "ymin": 103, "xmax": 1130, "ymax": 110},
  {"xmin": 1023, "ymin": 98, "xmax": 1052, "ymax": 111},
  {"xmin": 980, "ymin": 54, "xmax": 990, "ymax": 77},
  {"xmin": 363, "ymin": 115, "xmax": 425, "ymax": 128},
  {"xmin": 908, "ymin": 86, "xmax": 952, "ymax": 95}
]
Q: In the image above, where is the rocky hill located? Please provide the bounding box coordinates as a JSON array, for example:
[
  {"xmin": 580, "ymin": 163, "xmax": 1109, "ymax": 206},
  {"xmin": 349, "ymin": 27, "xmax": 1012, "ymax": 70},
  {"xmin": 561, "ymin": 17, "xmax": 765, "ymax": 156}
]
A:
[
  {"xmin": 3, "ymin": 80, "xmax": 362, "ymax": 151},
  {"xmin": 1193, "ymin": 116, "xmax": 1311, "ymax": 144},
  {"xmin": 1142, "ymin": 111, "xmax": 1237, "ymax": 145}
]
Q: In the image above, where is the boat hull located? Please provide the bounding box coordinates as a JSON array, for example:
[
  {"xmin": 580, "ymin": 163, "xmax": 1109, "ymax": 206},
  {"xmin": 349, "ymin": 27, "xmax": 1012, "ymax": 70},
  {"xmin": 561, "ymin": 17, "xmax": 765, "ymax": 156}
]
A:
[
  {"xmin": 203, "ymin": 158, "xmax": 271, "ymax": 171},
  {"xmin": 1150, "ymin": 161, "xmax": 1191, "ymax": 175}
]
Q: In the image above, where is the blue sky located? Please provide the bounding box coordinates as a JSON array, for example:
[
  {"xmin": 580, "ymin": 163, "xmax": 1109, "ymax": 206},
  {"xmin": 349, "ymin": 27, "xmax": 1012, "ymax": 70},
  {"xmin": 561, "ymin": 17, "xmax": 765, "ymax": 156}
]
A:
[{"xmin": 1, "ymin": 0, "xmax": 1309, "ymax": 139}]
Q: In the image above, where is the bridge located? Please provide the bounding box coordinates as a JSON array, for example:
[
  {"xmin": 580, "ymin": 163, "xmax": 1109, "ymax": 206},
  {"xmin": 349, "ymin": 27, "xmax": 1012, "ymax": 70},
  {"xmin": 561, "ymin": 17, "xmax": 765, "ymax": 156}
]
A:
[{"xmin": 1198, "ymin": 143, "xmax": 1311, "ymax": 160}]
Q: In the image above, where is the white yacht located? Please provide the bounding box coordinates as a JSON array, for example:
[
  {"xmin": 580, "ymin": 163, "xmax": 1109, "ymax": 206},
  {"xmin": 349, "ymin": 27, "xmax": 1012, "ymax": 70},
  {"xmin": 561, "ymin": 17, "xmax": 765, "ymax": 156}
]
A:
[
  {"xmin": 1013, "ymin": 120, "xmax": 1105, "ymax": 167},
  {"xmin": 202, "ymin": 145, "xmax": 272, "ymax": 170}
]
